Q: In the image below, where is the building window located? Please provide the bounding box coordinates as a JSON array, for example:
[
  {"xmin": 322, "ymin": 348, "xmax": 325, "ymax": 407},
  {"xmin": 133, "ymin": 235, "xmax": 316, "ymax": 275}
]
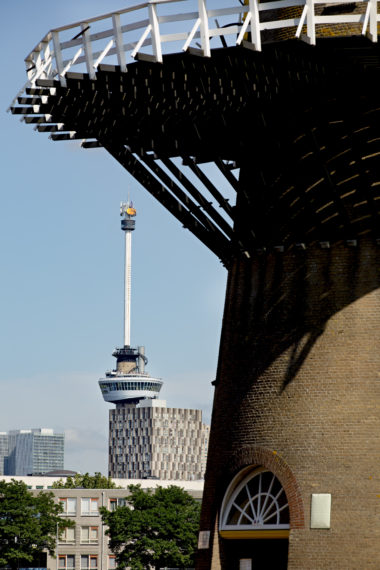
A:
[
  {"xmin": 59, "ymin": 497, "xmax": 77, "ymax": 516},
  {"xmin": 59, "ymin": 555, "xmax": 75, "ymax": 570},
  {"xmin": 81, "ymin": 555, "xmax": 98, "ymax": 570},
  {"xmin": 60, "ymin": 526, "xmax": 75, "ymax": 544},
  {"xmin": 108, "ymin": 556, "xmax": 116, "ymax": 569},
  {"xmin": 109, "ymin": 497, "xmax": 127, "ymax": 511},
  {"xmin": 81, "ymin": 526, "xmax": 98, "ymax": 544},
  {"xmin": 220, "ymin": 468, "xmax": 290, "ymax": 533},
  {"xmin": 81, "ymin": 497, "xmax": 99, "ymax": 516}
]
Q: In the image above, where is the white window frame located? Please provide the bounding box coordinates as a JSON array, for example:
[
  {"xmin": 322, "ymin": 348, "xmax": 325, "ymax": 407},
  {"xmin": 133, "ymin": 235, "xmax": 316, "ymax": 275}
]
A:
[
  {"xmin": 59, "ymin": 554, "xmax": 75, "ymax": 570},
  {"xmin": 59, "ymin": 526, "xmax": 75, "ymax": 544},
  {"xmin": 220, "ymin": 467, "xmax": 290, "ymax": 531},
  {"xmin": 80, "ymin": 525, "xmax": 99, "ymax": 544},
  {"xmin": 81, "ymin": 497, "xmax": 99, "ymax": 516},
  {"xmin": 80, "ymin": 555, "xmax": 98, "ymax": 570},
  {"xmin": 109, "ymin": 497, "xmax": 126, "ymax": 511},
  {"xmin": 59, "ymin": 497, "xmax": 77, "ymax": 516},
  {"xmin": 108, "ymin": 556, "xmax": 116, "ymax": 570}
]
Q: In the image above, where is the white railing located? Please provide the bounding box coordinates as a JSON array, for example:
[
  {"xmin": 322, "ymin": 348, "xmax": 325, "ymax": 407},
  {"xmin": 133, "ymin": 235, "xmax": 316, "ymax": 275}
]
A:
[{"xmin": 19, "ymin": 0, "xmax": 380, "ymax": 89}]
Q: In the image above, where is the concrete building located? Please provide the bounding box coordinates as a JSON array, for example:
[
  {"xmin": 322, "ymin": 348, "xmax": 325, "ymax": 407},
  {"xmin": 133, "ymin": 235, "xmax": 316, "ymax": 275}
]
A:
[
  {"xmin": 6, "ymin": 428, "xmax": 64, "ymax": 475},
  {"xmin": 0, "ymin": 475, "xmax": 203, "ymax": 570},
  {"xmin": 100, "ymin": 203, "xmax": 209, "ymax": 480},
  {"xmin": 109, "ymin": 398, "xmax": 210, "ymax": 479}
]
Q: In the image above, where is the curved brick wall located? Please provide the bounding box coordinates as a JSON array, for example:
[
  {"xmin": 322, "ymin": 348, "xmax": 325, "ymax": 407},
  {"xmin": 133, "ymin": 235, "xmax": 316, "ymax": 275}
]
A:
[{"xmin": 198, "ymin": 239, "xmax": 380, "ymax": 569}]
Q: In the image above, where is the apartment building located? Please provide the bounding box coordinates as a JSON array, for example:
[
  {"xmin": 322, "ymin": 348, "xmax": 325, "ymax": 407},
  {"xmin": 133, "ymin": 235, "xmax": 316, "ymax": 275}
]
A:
[
  {"xmin": 1, "ymin": 475, "xmax": 203, "ymax": 570},
  {"xmin": 109, "ymin": 399, "xmax": 210, "ymax": 480}
]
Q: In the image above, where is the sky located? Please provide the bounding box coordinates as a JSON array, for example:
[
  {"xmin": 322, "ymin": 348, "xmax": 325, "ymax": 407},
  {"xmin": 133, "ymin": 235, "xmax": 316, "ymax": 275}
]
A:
[{"xmin": 0, "ymin": 1, "xmax": 235, "ymax": 474}]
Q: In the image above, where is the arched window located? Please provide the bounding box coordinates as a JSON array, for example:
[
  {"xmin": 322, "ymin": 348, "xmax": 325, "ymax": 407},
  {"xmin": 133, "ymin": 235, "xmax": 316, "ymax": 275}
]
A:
[{"xmin": 220, "ymin": 467, "xmax": 290, "ymax": 538}]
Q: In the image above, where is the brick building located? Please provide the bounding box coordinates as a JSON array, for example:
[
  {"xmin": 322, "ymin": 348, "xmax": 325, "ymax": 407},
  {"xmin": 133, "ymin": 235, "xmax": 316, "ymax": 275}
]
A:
[{"xmin": 199, "ymin": 241, "xmax": 380, "ymax": 569}]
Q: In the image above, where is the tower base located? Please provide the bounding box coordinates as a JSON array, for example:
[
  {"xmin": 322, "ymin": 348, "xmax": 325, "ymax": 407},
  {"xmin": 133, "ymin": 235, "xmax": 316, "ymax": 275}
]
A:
[{"xmin": 198, "ymin": 240, "xmax": 380, "ymax": 569}]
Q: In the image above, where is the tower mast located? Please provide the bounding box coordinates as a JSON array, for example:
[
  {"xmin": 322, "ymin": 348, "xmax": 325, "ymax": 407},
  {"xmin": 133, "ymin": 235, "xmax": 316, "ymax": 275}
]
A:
[
  {"xmin": 98, "ymin": 201, "xmax": 162, "ymax": 406},
  {"xmin": 120, "ymin": 201, "xmax": 136, "ymax": 347}
]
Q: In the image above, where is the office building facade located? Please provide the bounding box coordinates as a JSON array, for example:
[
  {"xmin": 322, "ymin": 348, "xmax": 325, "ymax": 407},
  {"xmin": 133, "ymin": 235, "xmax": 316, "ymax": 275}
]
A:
[
  {"xmin": 6, "ymin": 428, "xmax": 64, "ymax": 475},
  {"xmin": 0, "ymin": 432, "xmax": 8, "ymax": 475}
]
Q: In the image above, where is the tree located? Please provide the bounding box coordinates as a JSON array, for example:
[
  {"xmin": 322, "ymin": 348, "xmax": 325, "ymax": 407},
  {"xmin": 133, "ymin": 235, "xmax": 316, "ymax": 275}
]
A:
[
  {"xmin": 101, "ymin": 484, "xmax": 201, "ymax": 570},
  {"xmin": 0, "ymin": 479, "xmax": 74, "ymax": 570},
  {"xmin": 52, "ymin": 472, "xmax": 118, "ymax": 489}
]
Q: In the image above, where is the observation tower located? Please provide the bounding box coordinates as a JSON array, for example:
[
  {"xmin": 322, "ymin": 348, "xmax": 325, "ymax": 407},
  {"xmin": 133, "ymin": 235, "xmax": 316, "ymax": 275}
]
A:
[
  {"xmin": 10, "ymin": 0, "xmax": 380, "ymax": 567},
  {"xmin": 98, "ymin": 202, "xmax": 162, "ymax": 405}
]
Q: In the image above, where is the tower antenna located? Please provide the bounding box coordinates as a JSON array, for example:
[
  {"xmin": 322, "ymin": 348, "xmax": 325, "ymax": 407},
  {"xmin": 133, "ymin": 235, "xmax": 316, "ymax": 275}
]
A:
[{"xmin": 120, "ymin": 200, "xmax": 136, "ymax": 347}]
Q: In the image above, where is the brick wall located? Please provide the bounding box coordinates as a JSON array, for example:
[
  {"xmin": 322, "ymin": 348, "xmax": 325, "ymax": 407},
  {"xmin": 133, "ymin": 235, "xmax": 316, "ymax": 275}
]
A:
[{"xmin": 198, "ymin": 240, "xmax": 380, "ymax": 569}]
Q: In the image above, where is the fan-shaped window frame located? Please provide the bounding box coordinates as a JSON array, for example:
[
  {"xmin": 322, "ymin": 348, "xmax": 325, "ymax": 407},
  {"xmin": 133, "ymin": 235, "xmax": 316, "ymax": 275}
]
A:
[{"xmin": 220, "ymin": 466, "xmax": 290, "ymax": 539}]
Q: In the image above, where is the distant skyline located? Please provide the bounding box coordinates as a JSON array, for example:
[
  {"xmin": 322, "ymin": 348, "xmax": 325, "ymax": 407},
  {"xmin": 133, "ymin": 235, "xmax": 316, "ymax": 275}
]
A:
[{"xmin": 1, "ymin": 1, "xmax": 231, "ymax": 473}]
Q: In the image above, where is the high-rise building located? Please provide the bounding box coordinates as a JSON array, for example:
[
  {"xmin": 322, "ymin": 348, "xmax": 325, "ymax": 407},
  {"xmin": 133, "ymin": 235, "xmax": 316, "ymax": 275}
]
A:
[
  {"xmin": 109, "ymin": 399, "xmax": 210, "ymax": 480},
  {"xmin": 6, "ymin": 428, "xmax": 64, "ymax": 475},
  {"xmin": 0, "ymin": 432, "xmax": 8, "ymax": 476},
  {"xmin": 99, "ymin": 203, "xmax": 209, "ymax": 479}
]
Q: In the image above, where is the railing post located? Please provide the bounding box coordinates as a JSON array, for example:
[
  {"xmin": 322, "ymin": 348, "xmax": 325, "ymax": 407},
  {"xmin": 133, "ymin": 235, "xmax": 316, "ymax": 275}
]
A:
[
  {"xmin": 82, "ymin": 23, "xmax": 96, "ymax": 79},
  {"xmin": 42, "ymin": 39, "xmax": 52, "ymax": 78},
  {"xmin": 112, "ymin": 13, "xmax": 127, "ymax": 71},
  {"xmin": 52, "ymin": 33, "xmax": 63, "ymax": 76},
  {"xmin": 33, "ymin": 48, "xmax": 42, "ymax": 84},
  {"xmin": 248, "ymin": 0, "xmax": 261, "ymax": 51},
  {"xmin": 52, "ymin": 31, "xmax": 67, "ymax": 86},
  {"xmin": 25, "ymin": 50, "xmax": 37, "ymax": 86},
  {"xmin": 306, "ymin": 0, "xmax": 316, "ymax": 45},
  {"xmin": 198, "ymin": 0, "xmax": 211, "ymax": 57},
  {"xmin": 149, "ymin": 3, "xmax": 163, "ymax": 62},
  {"xmin": 368, "ymin": 0, "xmax": 378, "ymax": 42}
]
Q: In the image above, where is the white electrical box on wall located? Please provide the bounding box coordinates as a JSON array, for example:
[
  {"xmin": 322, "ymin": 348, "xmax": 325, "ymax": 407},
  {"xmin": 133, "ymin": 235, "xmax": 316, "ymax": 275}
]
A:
[{"xmin": 310, "ymin": 493, "xmax": 331, "ymax": 529}]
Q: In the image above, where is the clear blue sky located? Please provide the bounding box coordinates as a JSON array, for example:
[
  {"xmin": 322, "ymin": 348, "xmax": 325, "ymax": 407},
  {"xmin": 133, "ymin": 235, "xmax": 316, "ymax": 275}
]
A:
[{"xmin": 1, "ymin": 1, "xmax": 233, "ymax": 473}]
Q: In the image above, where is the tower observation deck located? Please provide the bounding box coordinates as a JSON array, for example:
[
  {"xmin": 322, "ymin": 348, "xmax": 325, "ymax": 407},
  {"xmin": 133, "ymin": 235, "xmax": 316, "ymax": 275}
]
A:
[
  {"xmin": 10, "ymin": 1, "xmax": 380, "ymax": 568},
  {"xmin": 98, "ymin": 202, "xmax": 162, "ymax": 406}
]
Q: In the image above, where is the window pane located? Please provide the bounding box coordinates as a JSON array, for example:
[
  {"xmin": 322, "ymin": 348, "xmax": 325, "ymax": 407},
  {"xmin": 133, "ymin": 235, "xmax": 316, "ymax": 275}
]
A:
[
  {"xmin": 81, "ymin": 555, "xmax": 88, "ymax": 569},
  {"xmin": 108, "ymin": 556, "xmax": 116, "ymax": 569},
  {"xmin": 67, "ymin": 527, "xmax": 75, "ymax": 541},
  {"xmin": 90, "ymin": 498, "xmax": 99, "ymax": 513},
  {"xmin": 90, "ymin": 556, "xmax": 98, "ymax": 568},
  {"xmin": 81, "ymin": 498, "xmax": 90, "ymax": 514},
  {"xmin": 68, "ymin": 498, "xmax": 77, "ymax": 513},
  {"xmin": 59, "ymin": 557, "xmax": 66, "ymax": 569},
  {"xmin": 81, "ymin": 526, "xmax": 89, "ymax": 541},
  {"xmin": 67, "ymin": 556, "xmax": 75, "ymax": 569}
]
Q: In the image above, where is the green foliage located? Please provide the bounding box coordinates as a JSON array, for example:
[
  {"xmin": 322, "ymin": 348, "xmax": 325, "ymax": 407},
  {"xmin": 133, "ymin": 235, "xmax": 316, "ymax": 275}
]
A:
[
  {"xmin": 0, "ymin": 479, "xmax": 74, "ymax": 570},
  {"xmin": 101, "ymin": 484, "xmax": 201, "ymax": 570},
  {"xmin": 52, "ymin": 472, "xmax": 118, "ymax": 489}
]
